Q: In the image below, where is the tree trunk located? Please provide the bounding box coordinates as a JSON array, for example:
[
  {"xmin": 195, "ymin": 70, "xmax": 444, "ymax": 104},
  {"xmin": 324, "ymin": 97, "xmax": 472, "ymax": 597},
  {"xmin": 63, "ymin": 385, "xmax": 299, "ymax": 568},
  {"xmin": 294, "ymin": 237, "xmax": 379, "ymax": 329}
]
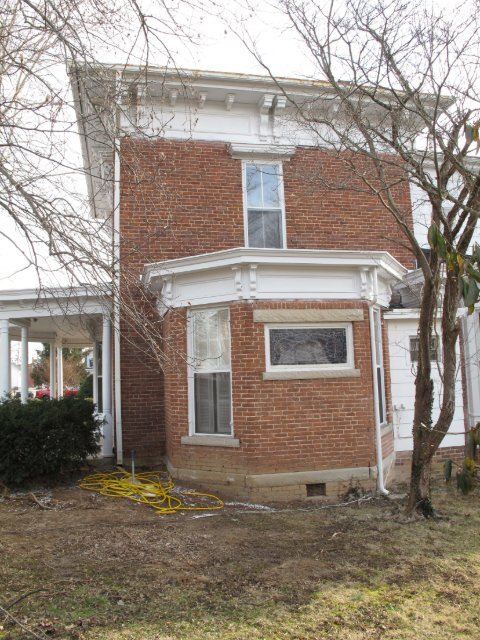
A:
[{"xmin": 407, "ymin": 447, "xmax": 435, "ymax": 518}]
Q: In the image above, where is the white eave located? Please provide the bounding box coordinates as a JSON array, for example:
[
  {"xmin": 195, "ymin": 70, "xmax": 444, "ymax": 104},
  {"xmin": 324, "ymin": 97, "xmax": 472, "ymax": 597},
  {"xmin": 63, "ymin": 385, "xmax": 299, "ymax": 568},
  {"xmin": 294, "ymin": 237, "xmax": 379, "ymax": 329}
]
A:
[
  {"xmin": 143, "ymin": 247, "xmax": 406, "ymax": 284},
  {"xmin": 142, "ymin": 248, "xmax": 406, "ymax": 314}
]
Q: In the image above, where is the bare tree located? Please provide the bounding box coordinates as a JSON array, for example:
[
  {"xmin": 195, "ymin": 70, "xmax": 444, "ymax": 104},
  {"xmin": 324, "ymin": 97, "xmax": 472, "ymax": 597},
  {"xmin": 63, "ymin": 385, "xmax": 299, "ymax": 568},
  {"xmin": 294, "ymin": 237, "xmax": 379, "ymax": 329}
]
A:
[
  {"xmin": 241, "ymin": 0, "xmax": 480, "ymax": 515},
  {"xmin": 0, "ymin": 0, "xmax": 204, "ymax": 369}
]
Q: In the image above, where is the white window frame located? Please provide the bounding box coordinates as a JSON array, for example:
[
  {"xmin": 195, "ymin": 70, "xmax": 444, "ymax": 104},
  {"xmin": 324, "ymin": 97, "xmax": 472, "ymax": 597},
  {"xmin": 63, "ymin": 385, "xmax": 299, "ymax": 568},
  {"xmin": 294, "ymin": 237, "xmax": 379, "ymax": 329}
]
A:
[
  {"xmin": 264, "ymin": 322, "xmax": 355, "ymax": 372},
  {"xmin": 187, "ymin": 307, "xmax": 234, "ymax": 437},
  {"xmin": 242, "ymin": 160, "xmax": 287, "ymax": 249}
]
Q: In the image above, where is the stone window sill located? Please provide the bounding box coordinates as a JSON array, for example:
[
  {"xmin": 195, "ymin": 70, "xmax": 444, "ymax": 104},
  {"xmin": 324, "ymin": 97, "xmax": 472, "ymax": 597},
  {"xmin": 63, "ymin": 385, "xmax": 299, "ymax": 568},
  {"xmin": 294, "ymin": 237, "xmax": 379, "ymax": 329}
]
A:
[
  {"xmin": 263, "ymin": 369, "xmax": 361, "ymax": 380},
  {"xmin": 181, "ymin": 435, "xmax": 240, "ymax": 448}
]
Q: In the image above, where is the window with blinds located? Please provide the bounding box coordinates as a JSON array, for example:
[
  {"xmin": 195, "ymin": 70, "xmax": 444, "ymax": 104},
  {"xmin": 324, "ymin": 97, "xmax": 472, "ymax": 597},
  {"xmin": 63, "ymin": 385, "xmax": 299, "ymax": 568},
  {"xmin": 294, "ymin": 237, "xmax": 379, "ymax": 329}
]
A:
[{"xmin": 190, "ymin": 308, "xmax": 232, "ymax": 435}]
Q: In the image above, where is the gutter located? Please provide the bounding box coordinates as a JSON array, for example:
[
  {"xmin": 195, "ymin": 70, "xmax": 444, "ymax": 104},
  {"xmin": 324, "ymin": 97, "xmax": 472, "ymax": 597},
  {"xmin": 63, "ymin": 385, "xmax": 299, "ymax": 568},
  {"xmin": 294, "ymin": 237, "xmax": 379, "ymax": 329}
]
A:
[{"xmin": 113, "ymin": 71, "xmax": 123, "ymax": 465}]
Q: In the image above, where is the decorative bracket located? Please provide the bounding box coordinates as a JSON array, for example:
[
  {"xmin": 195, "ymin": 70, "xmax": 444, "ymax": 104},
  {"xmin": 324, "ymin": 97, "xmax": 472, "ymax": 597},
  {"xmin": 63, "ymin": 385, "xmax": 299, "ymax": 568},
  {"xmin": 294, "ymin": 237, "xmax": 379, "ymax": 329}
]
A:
[
  {"xmin": 169, "ymin": 89, "xmax": 178, "ymax": 108},
  {"xmin": 249, "ymin": 264, "xmax": 258, "ymax": 298},
  {"xmin": 232, "ymin": 267, "xmax": 244, "ymax": 299},
  {"xmin": 258, "ymin": 94, "xmax": 275, "ymax": 141},
  {"xmin": 225, "ymin": 93, "xmax": 235, "ymax": 111},
  {"xmin": 273, "ymin": 95, "xmax": 287, "ymax": 140},
  {"xmin": 360, "ymin": 267, "xmax": 373, "ymax": 300}
]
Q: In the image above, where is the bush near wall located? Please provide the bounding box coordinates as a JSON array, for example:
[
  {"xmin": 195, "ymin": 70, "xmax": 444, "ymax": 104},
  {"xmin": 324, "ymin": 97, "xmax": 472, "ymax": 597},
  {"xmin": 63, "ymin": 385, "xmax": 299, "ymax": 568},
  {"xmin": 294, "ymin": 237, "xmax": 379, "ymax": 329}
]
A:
[{"xmin": 0, "ymin": 397, "xmax": 101, "ymax": 487}]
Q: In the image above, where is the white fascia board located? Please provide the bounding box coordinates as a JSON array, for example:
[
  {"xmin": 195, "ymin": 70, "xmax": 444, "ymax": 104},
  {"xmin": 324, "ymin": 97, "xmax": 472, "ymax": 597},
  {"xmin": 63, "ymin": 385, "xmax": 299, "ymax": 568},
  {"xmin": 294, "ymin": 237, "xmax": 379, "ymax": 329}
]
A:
[
  {"xmin": 143, "ymin": 247, "xmax": 406, "ymax": 285},
  {"xmin": 0, "ymin": 285, "xmax": 111, "ymax": 302},
  {"xmin": 384, "ymin": 309, "xmax": 449, "ymax": 321},
  {"xmin": 0, "ymin": 286, "xmax": 112, "ymax": 318},
  {"xmin": 228, "ymin": 143, "xmax": 296, "ymax": 160},
  {"xmin": 70, "ymin": 63, "xmax": 445, "ymax": 109}
]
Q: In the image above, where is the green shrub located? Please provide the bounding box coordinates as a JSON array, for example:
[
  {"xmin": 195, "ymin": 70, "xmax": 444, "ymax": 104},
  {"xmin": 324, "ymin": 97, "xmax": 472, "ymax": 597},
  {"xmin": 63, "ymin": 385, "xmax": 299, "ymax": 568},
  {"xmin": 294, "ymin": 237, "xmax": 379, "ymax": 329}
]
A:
[
  {"xmin": 0, "ymin": 397, "xmax": 102, "ymax": 487},
  {"xmin": 78, "ymin": 373, "xmax": 93, "ymax": 399}
]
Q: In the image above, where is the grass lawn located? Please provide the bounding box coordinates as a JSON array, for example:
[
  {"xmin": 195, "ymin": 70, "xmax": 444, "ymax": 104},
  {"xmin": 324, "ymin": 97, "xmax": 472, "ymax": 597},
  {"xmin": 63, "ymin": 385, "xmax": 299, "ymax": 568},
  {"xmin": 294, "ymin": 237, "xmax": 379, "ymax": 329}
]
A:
[{"xmin": 1, "ymin": 478, "xmax": 479, "ymax": 639}]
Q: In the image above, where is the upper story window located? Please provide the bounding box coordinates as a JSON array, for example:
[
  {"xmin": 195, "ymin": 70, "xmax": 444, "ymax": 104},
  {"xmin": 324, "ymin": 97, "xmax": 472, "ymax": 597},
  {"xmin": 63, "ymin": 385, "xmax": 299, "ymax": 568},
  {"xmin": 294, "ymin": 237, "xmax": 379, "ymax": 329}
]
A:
[{"xmin": 244, "ymin": 162, "xmax": 286, "ymax": 248}]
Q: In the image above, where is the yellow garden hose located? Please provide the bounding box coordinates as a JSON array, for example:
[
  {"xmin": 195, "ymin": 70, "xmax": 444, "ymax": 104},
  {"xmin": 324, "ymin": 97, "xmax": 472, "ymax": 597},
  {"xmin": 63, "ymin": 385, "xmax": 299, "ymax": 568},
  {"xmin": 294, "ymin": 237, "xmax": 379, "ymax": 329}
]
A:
[{"xmin": 79, "ymin": 470, "xmax": 224, "ymax": 515}]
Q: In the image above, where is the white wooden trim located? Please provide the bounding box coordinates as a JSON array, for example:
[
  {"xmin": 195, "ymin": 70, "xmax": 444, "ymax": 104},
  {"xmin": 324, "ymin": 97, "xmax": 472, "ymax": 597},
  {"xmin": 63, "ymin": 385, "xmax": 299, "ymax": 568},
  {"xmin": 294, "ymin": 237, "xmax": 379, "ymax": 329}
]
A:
[
  {"xmin": 229, "ymin": 143, "xmax": 295, "ymax": 160},
  {"xmin": 263, "ymin": 369, "xmax": 361, "ymax": 380}
]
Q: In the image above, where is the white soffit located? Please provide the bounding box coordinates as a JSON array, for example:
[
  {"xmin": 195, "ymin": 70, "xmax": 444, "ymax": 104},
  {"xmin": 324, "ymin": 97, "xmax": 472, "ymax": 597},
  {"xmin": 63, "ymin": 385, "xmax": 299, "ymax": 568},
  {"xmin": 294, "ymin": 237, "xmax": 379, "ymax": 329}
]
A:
[{"xmin": 228, "ymin": 143, "xmax": 296, "ymax": 161}]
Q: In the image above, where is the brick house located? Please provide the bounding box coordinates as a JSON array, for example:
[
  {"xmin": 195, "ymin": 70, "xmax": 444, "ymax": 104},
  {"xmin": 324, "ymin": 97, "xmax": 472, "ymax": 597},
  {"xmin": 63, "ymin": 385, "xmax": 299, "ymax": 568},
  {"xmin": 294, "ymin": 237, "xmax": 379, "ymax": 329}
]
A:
[{"xmin": 62, "ymin": 66, "xmax": 470, "ymax": 499}]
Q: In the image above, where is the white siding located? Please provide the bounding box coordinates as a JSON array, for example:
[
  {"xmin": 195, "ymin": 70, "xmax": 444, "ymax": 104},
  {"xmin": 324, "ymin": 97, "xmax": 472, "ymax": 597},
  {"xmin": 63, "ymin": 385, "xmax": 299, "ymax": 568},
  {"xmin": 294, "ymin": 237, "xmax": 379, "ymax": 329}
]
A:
[{"xmin": 386, "ymin": 316, "xmax": 465, "ymax": 452}]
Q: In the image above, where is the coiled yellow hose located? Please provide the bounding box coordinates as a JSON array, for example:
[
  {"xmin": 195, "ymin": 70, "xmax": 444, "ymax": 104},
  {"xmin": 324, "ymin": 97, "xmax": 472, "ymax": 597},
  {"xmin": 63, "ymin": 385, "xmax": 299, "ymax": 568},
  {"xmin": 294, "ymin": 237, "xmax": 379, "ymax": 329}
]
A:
[{"xmin": 79, "ymin": 470, "xmax": 224, "ymax": 514}]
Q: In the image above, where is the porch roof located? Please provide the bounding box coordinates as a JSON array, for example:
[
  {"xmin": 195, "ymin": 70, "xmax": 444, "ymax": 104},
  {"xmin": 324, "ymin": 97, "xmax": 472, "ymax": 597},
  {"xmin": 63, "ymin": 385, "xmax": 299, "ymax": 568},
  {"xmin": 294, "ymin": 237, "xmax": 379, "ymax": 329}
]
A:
[{"xmin": 0, "ymin": 285, "xmax": 111, "ymax": 346}]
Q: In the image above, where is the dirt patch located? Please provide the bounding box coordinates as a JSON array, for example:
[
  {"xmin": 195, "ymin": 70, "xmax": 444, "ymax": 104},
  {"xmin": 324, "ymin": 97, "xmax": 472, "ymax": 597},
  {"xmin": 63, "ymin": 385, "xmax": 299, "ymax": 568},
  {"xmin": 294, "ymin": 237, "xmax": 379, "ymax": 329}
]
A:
[{"xmin": 1, "ymin": 480, "xmax": 479, "ymax": 639}]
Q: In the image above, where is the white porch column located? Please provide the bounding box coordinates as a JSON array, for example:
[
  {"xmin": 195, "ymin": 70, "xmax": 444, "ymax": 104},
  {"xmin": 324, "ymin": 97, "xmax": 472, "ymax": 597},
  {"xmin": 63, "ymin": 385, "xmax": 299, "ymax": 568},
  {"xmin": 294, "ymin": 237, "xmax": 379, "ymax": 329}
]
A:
[
  {"xmin": 20, "ymin": 326, "xmax": 29, "ymax": 403},
  {"xmin": 92, "ymin": 341, "xmax": 99, "ymax": 407},
  {"xmin": 57, "ymin": 346, "xmax": 64, "ymax": 398},
  {"xmin": 0, "ymin": 319, "xmax": 10, "ymax": 399},
  {"xmin": 102, "ymin": 315, "xmax": 113, "ymax": 456},
  {"xmin": 49, "ymin": 342, "xmax": 56, "ymax": 399}
]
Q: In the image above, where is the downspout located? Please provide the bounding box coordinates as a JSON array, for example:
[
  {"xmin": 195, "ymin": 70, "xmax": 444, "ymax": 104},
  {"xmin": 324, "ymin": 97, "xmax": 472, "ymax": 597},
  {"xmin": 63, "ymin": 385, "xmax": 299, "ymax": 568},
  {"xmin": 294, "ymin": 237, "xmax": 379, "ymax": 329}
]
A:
[
  {"xmin": 113, "ymin": 71, "xmax": 123, "ymax": 465},
  {"xmin": 368, "ymin": 268, "xmax": 389, "ymax": 496}
]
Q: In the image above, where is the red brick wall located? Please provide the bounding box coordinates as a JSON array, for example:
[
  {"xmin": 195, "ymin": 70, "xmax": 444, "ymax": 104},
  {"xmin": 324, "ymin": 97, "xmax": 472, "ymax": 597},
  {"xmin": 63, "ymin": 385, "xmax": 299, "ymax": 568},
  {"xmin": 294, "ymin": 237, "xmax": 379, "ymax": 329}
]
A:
[
  {"xmin": 164, "ymin": 300, "xmax": 378, "ymax": 475},
  {"xmin": 120, "ymin": 139, "xmax": 414, "ymax": 266},
  {"xmin": 284, "ymin": 150, "xmax": 415, "ymax": 268},
  {"xmin": 118, "ymin": 138, "xmax": 414, "ymax": 464}
]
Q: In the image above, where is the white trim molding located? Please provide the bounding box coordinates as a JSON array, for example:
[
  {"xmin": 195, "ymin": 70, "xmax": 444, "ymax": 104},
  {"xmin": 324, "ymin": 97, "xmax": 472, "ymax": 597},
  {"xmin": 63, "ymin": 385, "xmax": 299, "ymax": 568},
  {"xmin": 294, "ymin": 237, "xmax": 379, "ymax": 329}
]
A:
[
  {"xmin": 142, "ymin": 247, "xmax": 406, "ymax": 314},
  {"xmin": 229, "ymin": 142, "xmax": 296, "ymax": 160}
]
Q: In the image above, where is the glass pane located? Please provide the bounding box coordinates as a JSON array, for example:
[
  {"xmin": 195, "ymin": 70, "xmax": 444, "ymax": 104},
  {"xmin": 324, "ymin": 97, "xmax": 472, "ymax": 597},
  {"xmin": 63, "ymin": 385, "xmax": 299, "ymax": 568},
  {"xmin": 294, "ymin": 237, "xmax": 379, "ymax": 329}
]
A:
[
  {"xmin": 248, "ymin": 210, "xmax": 265, "ymax": 247},
  {"xmin": 215, "ymin": 372, "xmax": 231, "ymax": 434},
  {"xmin": 248, "ymin": 210, "xmax": 282, "ymax": 248},
  {"xmin": 195, "ymin": 373, "xmax": 215, "ymax": 433},
  {"xmin": 373, "ymin": 310, "xmax": 382, "ymax": 361},
  {"xmin": 245, "ymin": 164, "xmax": 262, "ymax": 208},
  {"xmin": 261, "ymin": 165, "xmax": 281, "ymax": 208},
  {"xmin": 193, "ymin": 309, "xmax": 230, "ymax": 370},
  {"xmin": 269, "ymin": 328, "xmax": 347, "ymax": 366},
  {"xmin": 194, "ymin": 372, "xmax": 231, "ymax": 434},
  {"xmin": 216, "ymin": 309, "xmax": 230, "ymax": 369},
  {"xmin": 376, "ymin": 367, "xmax": 384, "ymax": 423},
  {"xmin": 263, "ymin": 211, "xmax": 282, "ymax": 248}
]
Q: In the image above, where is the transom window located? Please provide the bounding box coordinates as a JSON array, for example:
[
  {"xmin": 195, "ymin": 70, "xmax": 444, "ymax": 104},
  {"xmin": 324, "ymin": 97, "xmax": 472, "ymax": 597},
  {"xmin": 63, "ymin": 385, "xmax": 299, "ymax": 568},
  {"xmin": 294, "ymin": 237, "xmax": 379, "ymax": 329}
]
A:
[
  {"xmin": 244, "ymin": 162, "xmax": 285, "ymax": 248},
  {"xmin": 265, "ymin": 323, "xmax": 354, "ymax": 371},
  {"xmin": 189, "ymin": 308, "xmax": 232, "ymax": 435}
]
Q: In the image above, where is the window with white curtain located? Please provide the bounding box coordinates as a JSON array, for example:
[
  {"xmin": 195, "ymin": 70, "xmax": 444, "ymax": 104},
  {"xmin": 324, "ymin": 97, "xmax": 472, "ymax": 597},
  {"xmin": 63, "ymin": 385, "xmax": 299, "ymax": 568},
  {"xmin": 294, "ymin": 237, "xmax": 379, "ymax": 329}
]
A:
[{"xmin": 189, "ymin": 308, "xmax": 232, "ymax": 435}]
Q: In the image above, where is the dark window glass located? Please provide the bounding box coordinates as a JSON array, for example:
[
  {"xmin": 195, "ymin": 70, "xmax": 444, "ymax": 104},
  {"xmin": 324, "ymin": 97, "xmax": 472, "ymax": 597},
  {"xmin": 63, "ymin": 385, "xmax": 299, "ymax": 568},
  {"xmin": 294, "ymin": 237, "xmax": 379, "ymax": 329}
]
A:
[
  {"xmin": 409, "ymin": 336, "xmax": 439, "ymax": 362},
  {"xmin": 248, "ymin": 210, "xmax": 282, "ymax": 248},
  {"xmin": 269, "ymin": 328, "xmax": 347, "ymax": 366},
  {"xmin": 194, "ymin": 372, "xmax": 231, "ymax": 434},
  {"xmin": 377, "ymin": 367, "xmax": 384, "ymax": 423}
]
